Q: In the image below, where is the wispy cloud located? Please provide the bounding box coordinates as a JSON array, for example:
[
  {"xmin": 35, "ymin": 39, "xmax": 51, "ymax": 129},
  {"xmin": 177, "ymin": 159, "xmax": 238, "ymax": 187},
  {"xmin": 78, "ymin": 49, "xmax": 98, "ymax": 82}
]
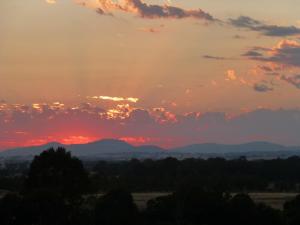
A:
[
  {"xmin": 203, "ymin": 55, "xmax": 233, "ymax": 60},
  {"xmin": 229, "ymin": 16, "xmax": 300, "ymax": 37}
]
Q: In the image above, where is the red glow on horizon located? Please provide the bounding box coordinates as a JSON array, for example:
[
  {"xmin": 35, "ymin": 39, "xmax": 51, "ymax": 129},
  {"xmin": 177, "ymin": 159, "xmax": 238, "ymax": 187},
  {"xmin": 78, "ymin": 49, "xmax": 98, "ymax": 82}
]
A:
[
  {"xmin": 118, "ymin": 136, "xmax": 181, "ymax": 149},
  {"xmin": 21, "ymin": 135, "xmax": 101, "ymax": 148},
  {"xmin": 1, "ymin": 134, "xmax": 171, "ymax": 150},
  {"xmin": 119, "ymin": 136, "xmax": 150, "ymax": 145},
  {"xmin": 60, "ymin": 135, "xmax": 99, "ymax": 145}
]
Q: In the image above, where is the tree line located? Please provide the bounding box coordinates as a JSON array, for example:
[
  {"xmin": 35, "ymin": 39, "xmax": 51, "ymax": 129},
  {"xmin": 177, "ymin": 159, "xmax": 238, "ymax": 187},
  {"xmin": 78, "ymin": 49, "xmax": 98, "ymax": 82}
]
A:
[
  {"xmin": 90, "ymin": 156, "xmax": 300, "ymax": 192},
  {"xmin": 1, "ymin": 148, "xmax": 300, "ymax": 225}
]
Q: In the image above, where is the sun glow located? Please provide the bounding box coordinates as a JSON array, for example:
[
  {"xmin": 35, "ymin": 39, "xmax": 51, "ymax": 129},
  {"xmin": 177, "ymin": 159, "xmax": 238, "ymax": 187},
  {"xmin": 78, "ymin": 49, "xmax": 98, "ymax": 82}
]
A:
[
  {"xmin": 60, "ymin": 135, "xmax": 98, "ymax": 145},
  {"xmin": 90, "ymin": 96, "xmax": 139, "ymax": 103},
  {"xmin": 23, "ymin": 135, "xmax": 99, "ymax": 147},
  {"xmin": 119, "ymin": 136, "xmax": 150, "ymax": 145}
]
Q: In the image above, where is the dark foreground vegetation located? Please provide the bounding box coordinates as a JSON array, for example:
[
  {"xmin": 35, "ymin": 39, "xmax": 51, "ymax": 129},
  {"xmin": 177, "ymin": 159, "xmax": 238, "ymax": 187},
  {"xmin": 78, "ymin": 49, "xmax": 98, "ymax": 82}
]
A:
[
  {"xmin": 90, "ymin": 156, "xmax": 300, "ymax": 192},
  {"xmin": 1, "ymin": 148, "xmax": 300, "ymax": 225}
]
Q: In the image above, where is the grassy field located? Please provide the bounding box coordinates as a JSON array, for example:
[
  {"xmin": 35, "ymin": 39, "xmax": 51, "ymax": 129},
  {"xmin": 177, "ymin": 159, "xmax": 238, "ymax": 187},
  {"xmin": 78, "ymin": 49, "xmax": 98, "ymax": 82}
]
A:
[{"xmin": 132, "ymin": 192, "xmax": 299, "ymax": 210}]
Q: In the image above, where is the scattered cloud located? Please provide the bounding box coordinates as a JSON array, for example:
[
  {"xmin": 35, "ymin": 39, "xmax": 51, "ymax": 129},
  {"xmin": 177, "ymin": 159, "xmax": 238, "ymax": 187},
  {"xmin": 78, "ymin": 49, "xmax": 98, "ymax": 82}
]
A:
[
  {"xmin": 224, "ymin": 68, "xmax": 277, "ymax": 93},
  {"xmin": 242, "ymin": 40, "xmax": 300, "ymax": 90},
  {"xmin": 70, "ymin": 0, "xmax": 216, "ymax": 22},
  {"xmin": 242, "ymin": 50, "xmax": 263, "ymax": 57},
  {"xmin": 253, "ymin": 83, "xmax": 274, "ymax": 92},
  {"xmin": 243, "ymin": 40, "xmax": 300, "ymax": 68},
  {"xmin": 281, "ymin": 74, "xmax": 300, "ymax": 89},
  {"xmin": 226, "ymin": 70, "xmax": 238, "ymax": 81},
  {"xmin": 229, "ymin": 16, "xmax": 300, "ymax": 37}
]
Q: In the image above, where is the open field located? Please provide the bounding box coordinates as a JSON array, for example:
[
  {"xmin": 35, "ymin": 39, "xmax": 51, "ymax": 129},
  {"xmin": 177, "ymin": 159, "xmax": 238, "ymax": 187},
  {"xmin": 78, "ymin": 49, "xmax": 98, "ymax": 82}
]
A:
[
  {"xmin": 2, "ymin": 190, "xmax": 298, "ymax": 210},
  {"xmin": 249, "ymin": 193, "xmax": 298, "ymax": 210},
  {"xmin": 132, "ymin": 192, "xmax": 299, "ymax": 210},
  {"xmin": 0, "ymin": 189, "xmax": 12, "ymax": 199}
]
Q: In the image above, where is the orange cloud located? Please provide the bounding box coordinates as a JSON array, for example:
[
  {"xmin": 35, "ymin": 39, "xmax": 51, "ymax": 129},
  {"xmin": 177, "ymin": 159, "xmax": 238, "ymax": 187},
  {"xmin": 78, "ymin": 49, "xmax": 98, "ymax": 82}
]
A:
[
  {"xmin": 90, "ymin": 96, "xmax": 139, "ymax": 103},
  {"xmin": 226, "ymin": 70, "xmax": 237, "ymax": 81},
  {"xmin": 119, "ymin": 136, "xmax": 150, "ymax": 145},
  {"xmin": 60, "ymin": 135, "xmax": 98, "ymax": 145},
  {"xmin": 45, "ymin": 0, "xmax": 56, "ymax": 4},
  {"xmin": 71, "ymin": 0, "xmax": 216, "ymax": 21}
]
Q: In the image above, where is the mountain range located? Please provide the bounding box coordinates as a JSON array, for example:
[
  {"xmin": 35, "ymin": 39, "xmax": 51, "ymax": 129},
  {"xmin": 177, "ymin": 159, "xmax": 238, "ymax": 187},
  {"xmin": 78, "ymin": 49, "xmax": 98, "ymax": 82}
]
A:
[{"xmin": 1, "ymin": 139, "xmax": 300, "ymax": 160}]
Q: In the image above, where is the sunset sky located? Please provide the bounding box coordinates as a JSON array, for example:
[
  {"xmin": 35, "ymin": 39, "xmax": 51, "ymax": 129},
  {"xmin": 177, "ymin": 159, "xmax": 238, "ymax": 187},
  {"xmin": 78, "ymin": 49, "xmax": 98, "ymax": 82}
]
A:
[{"xmin": 1, "ymin": 0, "xmax": 300, "ymax": 150}]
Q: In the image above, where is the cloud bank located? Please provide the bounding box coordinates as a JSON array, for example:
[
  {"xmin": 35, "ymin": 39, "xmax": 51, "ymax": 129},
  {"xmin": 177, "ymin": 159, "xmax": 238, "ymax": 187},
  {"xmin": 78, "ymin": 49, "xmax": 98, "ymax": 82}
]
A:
[{"xmin": 1, "ymin": 101, "xmax": 300, "ymax": 150}]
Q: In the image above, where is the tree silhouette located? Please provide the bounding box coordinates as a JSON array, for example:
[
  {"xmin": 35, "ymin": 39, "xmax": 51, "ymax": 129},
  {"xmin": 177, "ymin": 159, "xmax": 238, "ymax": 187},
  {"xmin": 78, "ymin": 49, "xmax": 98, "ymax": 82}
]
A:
[
  {"xmin": 23, "ymin": 147, "xmax": 89, "ymax": 201},
  {"xmin": 0, "ymin": 193, "xmax": 22, "ymax": 225},
  {"xmin": 19, "ymin": 190, "xmax": 68, "ymax": 225},
  {"xmin": 284, "ymin": 194, "xmax": 300, "ymax": 225},
  {"xmin": 228, "ymin": 194, "xmax": 257, "ymax": 225},
  {"xmin": 94, "ymin": 189, "xmax": 138, "ymax": 225}
]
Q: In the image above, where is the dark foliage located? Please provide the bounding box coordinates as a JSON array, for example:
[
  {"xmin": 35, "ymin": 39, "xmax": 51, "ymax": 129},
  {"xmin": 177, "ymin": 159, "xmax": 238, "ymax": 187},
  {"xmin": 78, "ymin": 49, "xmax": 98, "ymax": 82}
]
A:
[
  {"xmin": 144, "ymin": 190, "xmax": 284, "ymax": 225},
  {"xmin": 284, "ymin": 195, "xmax": 300, "ymax": 225},
  {"xmin": 0, "ymin": 193, "xmax": 22, "ymax": 225},
  {"xmin": 90, "ymin": 157, "xmax": 300, "ymax": 192},
  {"xmin": 94, "ymin": 189, "xmax": 139, "ymax": 225},
  {"xmin": 1, "ymin": 150, "xmax": 300, "ymax": 225},
  {"xmin": 23, "ymin": 147, "xmax": 90, "ymax": 201}
]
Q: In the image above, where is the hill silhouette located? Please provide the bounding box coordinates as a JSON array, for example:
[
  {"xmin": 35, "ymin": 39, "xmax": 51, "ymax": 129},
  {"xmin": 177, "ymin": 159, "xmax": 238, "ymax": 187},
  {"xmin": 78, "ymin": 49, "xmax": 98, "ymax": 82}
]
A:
[{"xmin": 1, "ymin": 139, "xmax": 300, "ymax": 160}]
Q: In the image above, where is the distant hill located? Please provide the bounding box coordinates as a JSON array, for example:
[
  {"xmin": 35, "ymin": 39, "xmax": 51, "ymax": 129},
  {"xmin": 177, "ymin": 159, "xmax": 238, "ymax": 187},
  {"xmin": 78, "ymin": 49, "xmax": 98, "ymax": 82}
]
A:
[
  {"xmin": 0, "ymin": 139, "xmax": 163, "ymax": 159},
  {"xmin": 172, "ymin": 142, "xmax": 291, "ymax": 154},
  {"xmin": 0, "ymin": 142, "xmax": 64, "ymax": 158},
  {"xmin": 0, "ymin": 139, "xmax": 300, "ymax": 160}
]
